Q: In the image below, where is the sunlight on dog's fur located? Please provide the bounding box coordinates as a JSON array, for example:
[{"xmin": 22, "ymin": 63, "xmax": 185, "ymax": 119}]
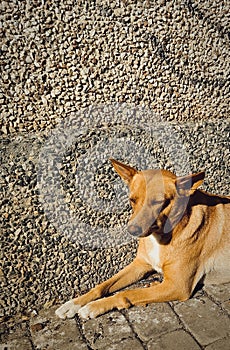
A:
[{"xmin": 56, "ymin": 159, "xmax": 230, "ymax": 320}]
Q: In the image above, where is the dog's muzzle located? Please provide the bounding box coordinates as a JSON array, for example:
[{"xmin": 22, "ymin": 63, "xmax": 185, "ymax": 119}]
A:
[
  {"xmin": 127, "ymin": 224, "xmax": 143, "ymax": 237},
  {"xmin": 127, "ymin": 222, "xmax": 160, "ymax": 237}
]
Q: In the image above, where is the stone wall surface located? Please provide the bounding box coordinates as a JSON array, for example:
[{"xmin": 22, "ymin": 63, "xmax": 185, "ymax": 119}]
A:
[{"xmin": 0, "ymin": 0, "xmax": 229, "ymax": 349}]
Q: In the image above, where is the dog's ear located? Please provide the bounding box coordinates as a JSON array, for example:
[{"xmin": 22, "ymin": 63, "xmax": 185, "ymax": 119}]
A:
[
  {"xmin": 110, "ymin": 159, "xmax": 138, "ymax": 184},
  {"xmin": 176, "ymin": 171, "xmax": 205, "ymax": 196}
]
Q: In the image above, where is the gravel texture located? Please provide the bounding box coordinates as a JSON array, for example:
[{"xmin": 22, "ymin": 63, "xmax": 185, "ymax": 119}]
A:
[{"xmin": 0, "ymin": 0, "xmax": 229, "ymax": 318}]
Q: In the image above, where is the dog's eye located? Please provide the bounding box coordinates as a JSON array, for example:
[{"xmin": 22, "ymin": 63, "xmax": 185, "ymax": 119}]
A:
[
  {"xmin": 129, "ymin": 197, "xmax": 136, "ymax": 204},
  {"xmin": 151, "ymin": 199, "xmax": 164, "ymax": 205}
]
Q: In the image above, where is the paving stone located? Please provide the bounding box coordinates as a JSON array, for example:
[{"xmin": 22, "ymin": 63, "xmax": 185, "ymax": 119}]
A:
[
  {"xmin": 204, "ymin": 284, "xmax": 230, "ymax": 315},
  {"xmin": 204, "ymin": 283, "xmax": 230, "ymax": 303},
  {"xmin": 0, "ymin": 337, "xmax": 32, "ymax": 350},
  {"xmin": 205, "ymin": 337, "xmax": 230, "ymax": 350},
  {"xmin": 0, "ymin": 323, "xmax": 32, "ymax": 350},
  {"xmin": 222, "ymin": 300, "xmax": 230, "ymax": 314},
  {"xmin": 100, "ymin": 337, "xmax": 144, "ymax": 350},
  {"xmin": 174, "ymin": 297, "xmax": 230, "ymax": 346},
  {"xmin": 147, "ymin": 329, "xmax": 201, "ymax": 350},
  {"xmin": 30, "ymin": 306, "xmax": 87, "ymax": 350},
  {"xmin": 126, "ymin": 303, "xmax": 180, "ymax": 342},
  {"xmin": 82, "ymin": 311, "xmax": 141, "ymax": 349}
]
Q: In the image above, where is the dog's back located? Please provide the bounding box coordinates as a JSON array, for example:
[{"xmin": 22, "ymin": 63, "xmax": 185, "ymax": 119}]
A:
[{"xmin": 191, "ymin": 191, "xmax": 230, "ymax": 285}]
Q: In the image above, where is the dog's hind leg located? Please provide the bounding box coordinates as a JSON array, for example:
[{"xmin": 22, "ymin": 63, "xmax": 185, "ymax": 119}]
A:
[{"xmin": 55, "ymin": 258, "xmax": 153, "ymax": 319}]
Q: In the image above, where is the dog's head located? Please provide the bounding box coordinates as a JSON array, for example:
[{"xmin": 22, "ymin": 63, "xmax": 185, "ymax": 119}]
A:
[{"xmin": 110, "ymin": 159, "xmax": 205, "ymax": 238}]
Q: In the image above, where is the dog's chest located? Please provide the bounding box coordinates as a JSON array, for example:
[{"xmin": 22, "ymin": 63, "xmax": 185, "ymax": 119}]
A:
[{"xmin": 144, "ymin": 235, "xmax": 163, "ymax": 273}]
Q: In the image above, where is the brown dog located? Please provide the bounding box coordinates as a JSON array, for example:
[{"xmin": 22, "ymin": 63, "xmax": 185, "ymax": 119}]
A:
[{"xmin": 56, "ymin": 159, "xmax": 230, "ymax": 319}]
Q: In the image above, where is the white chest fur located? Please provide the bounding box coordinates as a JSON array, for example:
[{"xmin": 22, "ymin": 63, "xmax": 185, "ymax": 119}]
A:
[{"xmin": 144, "ymin": 235, "xmax": 163, "ymax": 273}]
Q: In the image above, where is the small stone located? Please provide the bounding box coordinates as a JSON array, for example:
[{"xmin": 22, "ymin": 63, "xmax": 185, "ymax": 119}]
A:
[
  {"xmin": 2, "ymin": 125, "xmax": 8, "ymax": 134},
  {"xmin": 30, "ymin": 322, "xmax": 45, "ymax": 332},
  {"xmin": 25, "ymin": 55, "xmax": 33, "ymax": 64},
  {"xmin": 113, "ymin": 8, "xmax": 124, "ymax": 16}
]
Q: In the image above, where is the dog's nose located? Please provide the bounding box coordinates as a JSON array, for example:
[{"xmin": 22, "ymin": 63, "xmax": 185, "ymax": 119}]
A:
[{"xmin": 127, "ymin": 224, "xmax": 142, "ymax": 237}]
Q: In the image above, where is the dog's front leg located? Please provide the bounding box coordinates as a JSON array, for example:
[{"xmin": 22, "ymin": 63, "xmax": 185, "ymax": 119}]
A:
[
  {"xmin": 78, "ymin": 279, "xmax": 191, "ymax": 319},
  {"xmin": 55, "ymin": 258, "xmax": 153, "ymax": 319}
]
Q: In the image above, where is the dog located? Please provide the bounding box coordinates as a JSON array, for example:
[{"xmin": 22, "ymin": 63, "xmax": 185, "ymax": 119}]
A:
[{"xmin": 56, "ymin": 158, "xmax": 230, "ymax": 319}]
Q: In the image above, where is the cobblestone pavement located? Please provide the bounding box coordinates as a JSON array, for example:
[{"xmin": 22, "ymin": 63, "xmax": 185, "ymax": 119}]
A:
[{"xmin": 1, "ymin": 283, "xmax": 229, "ymax": 350}]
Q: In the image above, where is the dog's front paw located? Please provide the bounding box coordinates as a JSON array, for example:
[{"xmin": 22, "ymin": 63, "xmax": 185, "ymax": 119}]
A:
[
  {"xmin": 78, "ymin": 301, "xmax": 101, "ymax": 319},
  {"xmin": 55, "ymin": 299, "xmax": 81, "ymax": 319},
  {"xmin": 78, "ymin": 297, "xmax": 115, "ymax": 319}
]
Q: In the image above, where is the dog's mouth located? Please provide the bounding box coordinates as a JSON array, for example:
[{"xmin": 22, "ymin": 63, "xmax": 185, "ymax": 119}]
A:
[
  {"xmin": 128, "ymin": 220, "xmax": 163, "ymax": 238},
  {"xmin": 142, "ymin": 223, "xmax": 161, "ymax": 237},
  {"xmin": 127, "ymin": 221, "xmax": 159, "ymax": 238}
]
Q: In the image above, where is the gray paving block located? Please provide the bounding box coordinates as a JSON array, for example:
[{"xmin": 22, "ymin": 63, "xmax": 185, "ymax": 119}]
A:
[
  {"xmin": 0, "ymin": 337, "xmax": 32, "ymax": 350},
  {"xmin": 82, "ymin": 311, "xmax": 140, "ymax": 349},
  {"xmin": 204, "ymin": 283, "xmax": 230, "ymax": 303},
  {"xmin": 222, "ymin": 300, "xmax": 230, "ymax": 314},
  {"xmin": 101, "ymin": 337, "xmax": 145, "ymax": 350},
  {"xmin": 147, "ymin": 330, "xmax": 201, "ymax": 350},
  {"xmin": 30, "ymin": 306, "xmax": 87, "ymax": 350},
  {"xmin": 0, "ymin": 322, "xmax": 32, "ymax": 350},
  {"xmin": 126, "ymin": 303, "xmax": 180, "ymax": 342},
  {"xmin": 205, "ymin": 337, "xmax": 230, "ymax": 350},
  {"xmin": 174, "ymin": 297, "xmax": 230, "ymax": 346}
]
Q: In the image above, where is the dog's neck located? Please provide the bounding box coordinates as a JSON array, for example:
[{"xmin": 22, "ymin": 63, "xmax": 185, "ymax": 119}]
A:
[
  {"xmin": 167, "ymin": 189, "xmax": 229, "ymax": 244},
  {"xmin": 189, "ymin": 189, "xmax": 230, "ymax": 207}
]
